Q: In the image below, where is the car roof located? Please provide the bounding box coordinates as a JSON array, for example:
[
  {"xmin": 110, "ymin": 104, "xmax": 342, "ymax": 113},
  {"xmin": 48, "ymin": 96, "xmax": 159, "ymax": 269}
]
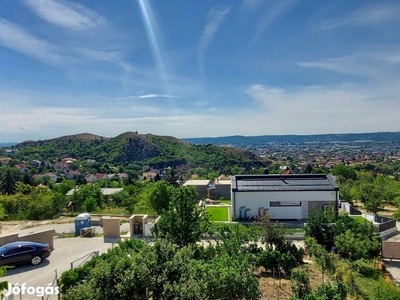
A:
[{"xmin": 0, "ymin": 241, "xmax": 48, "ymax": 249}]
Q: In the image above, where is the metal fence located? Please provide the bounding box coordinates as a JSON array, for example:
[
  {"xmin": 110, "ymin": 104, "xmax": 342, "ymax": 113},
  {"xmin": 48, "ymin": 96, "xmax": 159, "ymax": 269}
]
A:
[
  {"xmin": 70, "ymin": 250, "xmax": 99, "ymax": 270},
  {"xmin": 342, "ymin": 202, "xmax": 397, "ymax": 233},
  {"xmin": 377, "ymin": 219, "xmax": 397, "ymax": 233}
]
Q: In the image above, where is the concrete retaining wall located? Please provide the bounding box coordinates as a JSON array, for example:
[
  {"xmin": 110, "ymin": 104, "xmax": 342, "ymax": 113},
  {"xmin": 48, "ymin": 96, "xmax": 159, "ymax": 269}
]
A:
[
  {"xmin": 0, "ymin": 229, "xmax": 55, "ymax": 250},
  {"xmin": 0, "ymin": 233, "xmax": 19, "ymax": 246},
  {"xmin": 19, "ymin": 230, "xmax": 55, "ymax": 250}
]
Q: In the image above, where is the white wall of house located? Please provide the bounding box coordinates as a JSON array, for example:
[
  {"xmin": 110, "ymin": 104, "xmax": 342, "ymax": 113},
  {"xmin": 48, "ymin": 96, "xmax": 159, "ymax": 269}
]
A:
[{"xmin": 232, "ymin": 190, "xmax": 336, "ymax": 219}]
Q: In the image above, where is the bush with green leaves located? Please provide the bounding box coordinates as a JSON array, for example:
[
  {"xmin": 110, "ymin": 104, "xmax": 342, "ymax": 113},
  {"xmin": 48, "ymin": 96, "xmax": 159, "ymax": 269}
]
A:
[
  {"xmin": 349, "ymin": 259, "xmax": 380, "ymax": 278},
  {"xmin": 59, "ymin": 239, "xmax": 261, "ymax": 300}
]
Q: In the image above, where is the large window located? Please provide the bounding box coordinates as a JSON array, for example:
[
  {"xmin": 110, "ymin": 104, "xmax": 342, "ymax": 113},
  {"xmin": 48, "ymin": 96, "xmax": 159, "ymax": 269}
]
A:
[{"xmin": 270, "ymin": 201, "xmax": 301, "ymax": 207}]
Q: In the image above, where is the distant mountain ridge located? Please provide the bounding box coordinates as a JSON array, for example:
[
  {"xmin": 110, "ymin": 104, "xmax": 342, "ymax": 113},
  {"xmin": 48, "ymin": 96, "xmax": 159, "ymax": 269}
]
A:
[{"xmin": 182, "ymin": 132, "xmax": 400, "ymax": 146}]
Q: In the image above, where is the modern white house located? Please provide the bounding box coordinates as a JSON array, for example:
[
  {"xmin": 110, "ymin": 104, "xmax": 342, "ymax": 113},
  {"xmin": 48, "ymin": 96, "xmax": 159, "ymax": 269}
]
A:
[{"xmin": 231, "ymin": 174, "xmax": 339, "ymax": 220}]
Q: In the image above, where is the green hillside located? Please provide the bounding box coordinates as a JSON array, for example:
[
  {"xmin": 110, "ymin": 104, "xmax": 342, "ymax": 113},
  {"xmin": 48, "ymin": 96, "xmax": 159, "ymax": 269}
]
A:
[{"xmin": 12, "ymin": 132, "xmax": 265, "ymax": 170}]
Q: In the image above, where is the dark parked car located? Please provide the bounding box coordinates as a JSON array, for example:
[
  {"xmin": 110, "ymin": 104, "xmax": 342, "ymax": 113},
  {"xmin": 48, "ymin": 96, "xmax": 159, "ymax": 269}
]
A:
[{"xmin": 0, "ymin": 241, "xmax": 51, "ymax": 266}]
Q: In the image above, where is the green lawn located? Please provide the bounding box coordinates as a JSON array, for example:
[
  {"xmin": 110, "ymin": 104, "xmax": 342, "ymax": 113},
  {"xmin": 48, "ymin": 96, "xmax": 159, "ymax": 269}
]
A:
[
  {"xmin": 219, "ymin": 199, "xmax": 232, "ymax": 205},
  {"xmin": 350, "ymin": 216, "xmax": 371, "ymax": 224},
  {"xmin": 210, "ymin": 222, "xmax": 249, "ymax": 233},
  {"xmin": 205, "ymin": 206, "xmax": 229, "ymax": 222}
]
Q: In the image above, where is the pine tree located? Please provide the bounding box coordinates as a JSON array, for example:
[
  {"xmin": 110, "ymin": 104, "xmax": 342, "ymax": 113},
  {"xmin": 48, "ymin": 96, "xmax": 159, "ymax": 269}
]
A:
[
  {"xmin": 1, "ymin": 169, "xmax": 16, "ymax": 195},
  {"xmin": 165, "ymin": 168, "xmax": 180, "ymax": 187}
]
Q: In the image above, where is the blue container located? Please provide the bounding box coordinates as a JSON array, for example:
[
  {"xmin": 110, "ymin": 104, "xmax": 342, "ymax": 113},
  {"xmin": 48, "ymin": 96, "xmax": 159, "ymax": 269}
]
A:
[{"xmin": 75, "ymin": 213, "xmax": 91, "ymax": 236}]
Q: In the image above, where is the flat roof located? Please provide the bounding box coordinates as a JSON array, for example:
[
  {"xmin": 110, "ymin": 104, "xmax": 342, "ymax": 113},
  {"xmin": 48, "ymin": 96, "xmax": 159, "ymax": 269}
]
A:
[
  {"xmin": 232, "ymin": 174, "xmax": 338, "ymax": 192},
  {"xmin": 182, "ymin": 180, "xmax": 210, "ymax": 186},
  {"xmin": 215, "ymin": 180, "xmax": 231, "ymax": 185},
  {"xmin": 66, "ymin": 187, "xmax": 123, "ymax": 196}
]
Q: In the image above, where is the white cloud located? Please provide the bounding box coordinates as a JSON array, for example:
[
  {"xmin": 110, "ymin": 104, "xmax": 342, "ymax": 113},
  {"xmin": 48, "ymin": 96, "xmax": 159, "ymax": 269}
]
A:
[
  {"xmin": 0, "ymin": 19, "xmax": 64, "ymax": 65},
  {"xmin": 322, "ymin": 3, "xmax": 400, "ymax": 30},
  {"xmin": 116, "ymin": 94, "xmax": 179, "ymax": 100},
  {"xmin": 22, "ymin": 0, "xmax": 105, "ymax": 30},
  {"xmin": 250, "ymin": 0, "xmax": 297, "ymax": 43},
  {"xmin": 245, "ymin": 83, "xmax": 400, "ymax": 134},
  {"xmin": 0, "ymin": 19, "xmax": 129, "ymax": 69},
  {"xmin": 198, "ymin": 6, "xmax": 230, "ymax": 76},
  {"xmin": 2, "ymin": 80, "xmax": 400, "ymax": 142}
]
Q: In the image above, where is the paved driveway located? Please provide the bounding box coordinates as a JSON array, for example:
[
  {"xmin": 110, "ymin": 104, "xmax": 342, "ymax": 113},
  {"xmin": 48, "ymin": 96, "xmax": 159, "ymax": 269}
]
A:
[{"xmin": 4, "ymin": 237, "xmax": 115, "ymax": 299}]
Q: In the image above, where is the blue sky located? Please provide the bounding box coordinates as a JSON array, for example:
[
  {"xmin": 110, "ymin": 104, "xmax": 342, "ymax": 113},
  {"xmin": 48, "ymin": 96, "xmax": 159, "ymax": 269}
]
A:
[{"xmin": 0, "ymin": 0, "xmax": 400, "ymax": 142}]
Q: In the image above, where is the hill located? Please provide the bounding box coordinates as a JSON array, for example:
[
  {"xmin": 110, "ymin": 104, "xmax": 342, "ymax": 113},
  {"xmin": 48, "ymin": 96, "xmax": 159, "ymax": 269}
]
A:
[{"xmin": 13, "ymin": 132, "xmax": 265, "ymax": 170}]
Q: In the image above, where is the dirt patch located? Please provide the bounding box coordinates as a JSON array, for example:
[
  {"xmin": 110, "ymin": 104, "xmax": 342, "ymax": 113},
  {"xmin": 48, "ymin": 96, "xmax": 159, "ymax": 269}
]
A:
[
  {"xmin": 353, "ymin": 201, "xmax": 397, "ymax": 218},
  {"xmin": 258, "ymin": 263, "xmax": 324, "ymax": 299}
]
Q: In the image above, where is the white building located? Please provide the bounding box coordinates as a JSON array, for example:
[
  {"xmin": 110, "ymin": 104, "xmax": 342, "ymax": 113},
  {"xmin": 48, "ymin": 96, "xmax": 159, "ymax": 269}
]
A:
[{"xmin": 231, "ymin": 174, "xmax": 339, "ymax": 220}]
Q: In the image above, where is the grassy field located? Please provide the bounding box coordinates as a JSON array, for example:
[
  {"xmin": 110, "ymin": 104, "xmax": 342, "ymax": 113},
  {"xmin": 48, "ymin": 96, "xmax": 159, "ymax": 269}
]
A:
[{"xmin": 206, "ymin": 206, "xmax": 229, "ymax": 221}]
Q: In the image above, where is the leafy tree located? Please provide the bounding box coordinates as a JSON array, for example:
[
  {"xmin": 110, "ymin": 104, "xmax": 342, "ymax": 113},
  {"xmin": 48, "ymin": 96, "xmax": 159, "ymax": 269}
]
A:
[
  {"xmin": 338, "ymin": 182, "xmax": 353, "ymax": 204},
  {"xmin": 54, "ymin": 180, "xmax": 76, "ymax": 196},
  {"xmin": 334, "ymin": 230, "xmax": 380, "ymax": 261},
  {"xmin": 359, "ymin": 183, "xmax": 382, "ymax": 214},
  {"xmin": 15, "ymin": 182, "xmax": 35, "ymax": 195},
  {"xmin": 209, "ymin": 223, "xmax": 260, "ymax": 257},
  {"xmin": 73, "ymin": 184, "xmax": 104, "ymax": 210},
  {"xmin": 152, "ymin": 186, "xmax": 210, "ymax": 247},
  {"xmin": 26, "ymin": 191, "xmax": 55, "ymax": 220},
  {"xmin": 82, "ymin": 197, "xmax": 98, "ymax": 213},
  {"xmin": 0, "ymin": 169, "xmax": 16, "ymax": 195},
  {"xmin": 145, "ymin": 181, "xmax": 173, "ymax": 215},
  {"xmin": 253, "ymin": 214, "xmax": 287, "ymax": 249},
  {"xmin": 331, "ymin": 164, "xmax": 357, "ymax": 181},
  {"xmin": 60, "ymin": 239, "xmax": 261, "ymax": 300},
  {"xmin": 207, "ymin": 171, "xmax": 219, "ymax": 182},
  {"xmin": 304, "ymin": 209, "xmax": 335, "ymax": 250}
]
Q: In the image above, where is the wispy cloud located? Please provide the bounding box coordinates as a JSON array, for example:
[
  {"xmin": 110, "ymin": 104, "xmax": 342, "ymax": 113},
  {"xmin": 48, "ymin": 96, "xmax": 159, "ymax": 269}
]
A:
[
  {"xmin": 0, "ymin": 19, "xmax": 64, "ymax": 65},
  {"xmin": 74, "ymin": 47, "xmax": 131, "ymax": 71},
  {"xmin": 321, "ymin": 3, "xmax": 400, "ymax": 30},
  {"xmin": 22, "ymin": 0, "xmax": 105, "ymax": 31},
  {"xmin": 298, "ymin": 49, "xmax": 400, "ymax": 78},
  {"xmin": 198, "ymin": 6, "xmax": 230, "ymax": 76},
  {"xmin": 250, "ymin": 0, "xmax": 297, "ymax": 43},
  {"xmin": 242, "ymin": 0, "xmax": 263, "ymax": 10},
  {"xmin": 116, "ymin": 94, "xmax": 179, "ymax": 100}
]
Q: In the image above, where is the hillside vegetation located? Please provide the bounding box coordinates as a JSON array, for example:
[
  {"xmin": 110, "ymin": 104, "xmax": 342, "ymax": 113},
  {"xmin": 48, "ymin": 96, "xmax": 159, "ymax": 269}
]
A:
[{"xmin": 12, "ymin": 132, "xmax": 265, "ymax": 170}]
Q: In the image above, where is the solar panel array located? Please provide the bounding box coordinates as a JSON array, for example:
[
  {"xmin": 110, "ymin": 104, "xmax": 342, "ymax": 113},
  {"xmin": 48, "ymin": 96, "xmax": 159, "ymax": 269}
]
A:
[{"xmin": 235, "ymin": 177, "xmax": 335, "ymax": 191}]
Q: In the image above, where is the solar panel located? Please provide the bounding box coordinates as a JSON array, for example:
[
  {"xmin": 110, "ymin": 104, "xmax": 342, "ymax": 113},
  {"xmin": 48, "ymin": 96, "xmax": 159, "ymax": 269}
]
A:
[{"xmin": 234, "ymin": 175, "xmax": 336, "ymax": 191}]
